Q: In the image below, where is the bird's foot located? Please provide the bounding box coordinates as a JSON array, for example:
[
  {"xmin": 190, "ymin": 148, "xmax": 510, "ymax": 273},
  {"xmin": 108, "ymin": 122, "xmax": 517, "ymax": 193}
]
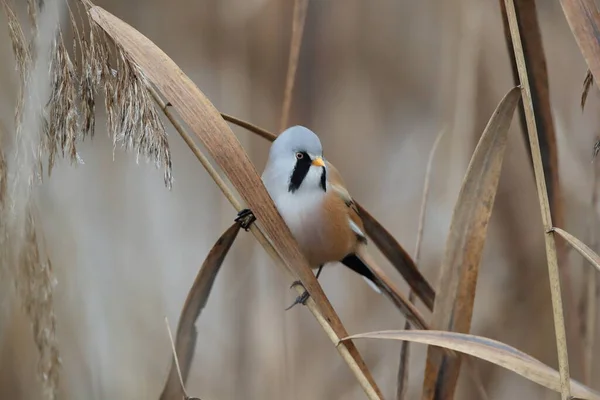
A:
[
  {"xmin": 235, "ymin": 208, "xmax": 256, "ymax": 231},
  {"xmin": 285, "ymin": 280, "xmax": 310, "ymax": 310}
]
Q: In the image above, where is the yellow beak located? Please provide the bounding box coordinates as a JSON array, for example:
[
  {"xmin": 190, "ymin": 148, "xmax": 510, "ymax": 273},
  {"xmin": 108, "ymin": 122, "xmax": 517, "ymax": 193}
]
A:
[{"xmin": 311, "ymin": 156, "xmax": 325, "ymax": 167}]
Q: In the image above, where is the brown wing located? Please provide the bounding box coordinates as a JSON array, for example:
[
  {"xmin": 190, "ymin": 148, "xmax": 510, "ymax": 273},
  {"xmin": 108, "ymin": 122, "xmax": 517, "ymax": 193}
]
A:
[{"xmin": 326, "ymin": 161, "xmax": 367, "ymax": 243}]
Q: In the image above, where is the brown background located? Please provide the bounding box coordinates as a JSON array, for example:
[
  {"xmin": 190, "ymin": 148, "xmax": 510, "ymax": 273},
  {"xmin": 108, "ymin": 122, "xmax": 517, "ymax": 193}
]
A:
[{"xmin": 0, "ymin": 1, "xmax": 598, "ymax": 399}]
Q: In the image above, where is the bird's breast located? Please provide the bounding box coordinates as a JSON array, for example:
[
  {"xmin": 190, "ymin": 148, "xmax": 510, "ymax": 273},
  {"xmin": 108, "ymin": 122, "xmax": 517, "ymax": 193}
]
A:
[{"xmin": 272, "ymin": 191, "xmax": 355, "ymax": 267}]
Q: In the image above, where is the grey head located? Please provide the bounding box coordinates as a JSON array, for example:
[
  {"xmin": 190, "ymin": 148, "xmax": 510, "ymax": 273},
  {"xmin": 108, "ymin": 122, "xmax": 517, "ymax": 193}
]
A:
[{"xmin": 262, "ymin": 125, "xmax": 328, "ymax": 195}]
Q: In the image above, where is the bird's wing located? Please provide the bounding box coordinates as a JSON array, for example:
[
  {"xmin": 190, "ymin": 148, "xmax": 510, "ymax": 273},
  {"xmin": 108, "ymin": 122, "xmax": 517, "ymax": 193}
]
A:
[{"xmin": 326, "ymin": 161, "xmax": 367, "ymax": 243}]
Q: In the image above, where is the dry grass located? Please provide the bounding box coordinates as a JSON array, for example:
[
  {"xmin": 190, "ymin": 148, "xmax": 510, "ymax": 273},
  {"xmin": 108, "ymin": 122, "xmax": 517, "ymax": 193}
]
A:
[{"xmin": 2, "ymin": 1, "xmax": 600, "ymax": 399}]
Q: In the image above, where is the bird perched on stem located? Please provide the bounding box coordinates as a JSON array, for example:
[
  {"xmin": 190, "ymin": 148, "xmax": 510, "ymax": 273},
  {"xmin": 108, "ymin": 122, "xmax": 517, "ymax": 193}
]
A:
[{"xmin": 236, "ymin": 126, "xmax": 427, "ymax": 329}]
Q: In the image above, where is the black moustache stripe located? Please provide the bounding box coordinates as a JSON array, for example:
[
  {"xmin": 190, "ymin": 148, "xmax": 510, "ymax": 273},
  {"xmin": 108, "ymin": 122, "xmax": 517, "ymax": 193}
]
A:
[
  {"xmin": 320, "ymin": 166, "xmax": 327, "ymax": 191},
  {"xmin": 288, "ymin": 152, "xmax": 327, "ymax": 193},
  {"xmin": 288, "ymin": 152, "xmax": 311, "ymax": 193}
]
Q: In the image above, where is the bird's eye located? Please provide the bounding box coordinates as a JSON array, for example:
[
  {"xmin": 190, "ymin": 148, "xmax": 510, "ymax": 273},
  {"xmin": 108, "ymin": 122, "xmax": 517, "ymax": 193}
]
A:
[{"xmin": 295, "ymin": 152, "xmax": 304, "ymax": 160}]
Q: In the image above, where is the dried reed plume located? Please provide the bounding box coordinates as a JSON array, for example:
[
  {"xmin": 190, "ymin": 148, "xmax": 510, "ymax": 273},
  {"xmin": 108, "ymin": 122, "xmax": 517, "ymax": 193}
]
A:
[
  {"xmin": 45, "ymin": 29, "xmax": 81, "ymax": 174},
  {"xmin": 0, "ymin": 1, "xmax": 175, "ymax": 396},
  {"xmin": 19, "ymin": 209, "xmax": 61, "ymax": 400},
  {"xmin": 1, "ymin": 0, "xmax": 65, "ymax": 399},
  {"xmin": 2, "ymin": 0, "xmax": 32, "ymax": 131},
  {"xmin": 111, "ymin": 44, "xmax": 172, "ymax": 188}
]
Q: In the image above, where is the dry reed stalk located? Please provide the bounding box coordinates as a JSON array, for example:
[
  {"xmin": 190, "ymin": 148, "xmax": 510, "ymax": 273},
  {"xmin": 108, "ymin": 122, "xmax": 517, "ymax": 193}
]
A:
[
  {"xmin": 278, "ymin": 4, "xmax": 308, "ymax": 393},
  {"xmin": 279, "ymin": 0, "xmax": 308, "ymax": 131},
  {"xmin": 503, "ymin": 0, "xmax": 571, "ymax": 398},
  {"xmin": 88, "ymin": 6, "xmax": 383, "ymax": 399},
  {"xmin": 163, "ymin": 317, "xmax": 193, "ymax": 400},
  {"xmin": 396, "ymin": 128, "xmax": 444, "ymax": 400},
  {"xmin": 342, "ymin": 330, "xmax": 600, "ymax": 399},
  {"xmin": 2, "ymin": 0, "xmax": 32, "ymax": 132},
  {"xmin": 163, "ymin": 318, "xmax": 201, "ymax": 400},
  {"xmin": 584, "ymin": 260, "xmax": 598, "ymax": 385},
  {"xmin": 583, "ymin": 158, "xmax": 600, "ymax": 385},
  {"xmin": 221, "ymin": 112, "xmax": 277, "ymax": 142},
  {"xmin": 0, "ymin": 141, "xmax": 6, "ymax": 210},
  {"xmin": 499, "ymin": 0, "xmax": 582, "ymax": 371}
]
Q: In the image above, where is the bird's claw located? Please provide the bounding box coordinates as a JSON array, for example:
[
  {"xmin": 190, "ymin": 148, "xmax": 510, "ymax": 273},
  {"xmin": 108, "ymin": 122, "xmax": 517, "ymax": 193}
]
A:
[
  {"xmin": 285, "ymin": 280, "xmax": 310, "ymax": 310},
  {"xmin": 235, "ymin": 208, "xmax": 256, "ymax": 231}
]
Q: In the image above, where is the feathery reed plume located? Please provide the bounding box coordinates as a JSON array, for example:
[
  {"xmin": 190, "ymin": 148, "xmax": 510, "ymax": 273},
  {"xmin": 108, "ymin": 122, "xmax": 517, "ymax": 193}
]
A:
[
  {"xmin": 110, "ymin": 44, "xmax": 172, "ymax": 188},
  {"xmin": 27, "ymin": 0, "xmax": 39, "ymax": 35},
  {"xmin": 3, "ymin": 0, "xmax": 32, "ymax": 130},
  {"xmin": 1, "ymin": 1, "xmax": 64, "ymax": 398},
  {"xmin": 44, "ymin": 29, "xmax": 81, "ymax": 174},
  {"xmin": 76, "ymin": 7, "xmax": 96, "ymax": 139},
  {"xmin": 19, "ymin": 210, "xmax": 61, "ymax": 400}
]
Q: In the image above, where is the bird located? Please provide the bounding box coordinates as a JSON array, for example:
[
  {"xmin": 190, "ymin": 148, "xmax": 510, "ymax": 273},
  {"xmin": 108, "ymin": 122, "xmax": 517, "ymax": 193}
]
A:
[{"xmin": 235, "ymin": 125, "xmax": 383, "ymax": 310}]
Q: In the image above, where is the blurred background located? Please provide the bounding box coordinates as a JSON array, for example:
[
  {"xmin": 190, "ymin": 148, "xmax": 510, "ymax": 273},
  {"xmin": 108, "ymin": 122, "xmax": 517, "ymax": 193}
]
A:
[{"xmin": 0, "ymin": 1, "xmax": 599, "ymax": 399}]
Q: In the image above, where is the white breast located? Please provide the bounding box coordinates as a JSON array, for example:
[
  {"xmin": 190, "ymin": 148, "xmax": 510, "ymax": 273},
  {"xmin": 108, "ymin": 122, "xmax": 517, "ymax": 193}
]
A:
[
  {"xmin": 261, "ymin": 155, "xmax": 331, "ymax": 260},
  {"xmin": 272, "ymin": 189, "xmax": 324, "ymax": 244},
  {"xmin": 262, "ymin": 177, "xmax": 325, "ymax": 253}
]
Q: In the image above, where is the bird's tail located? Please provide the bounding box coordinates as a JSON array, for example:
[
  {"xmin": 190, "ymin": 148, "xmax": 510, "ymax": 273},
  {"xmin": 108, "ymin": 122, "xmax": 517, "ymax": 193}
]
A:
[{"xmin": 342, "ymin": 249, "xmax": 428, "ymax": 330}]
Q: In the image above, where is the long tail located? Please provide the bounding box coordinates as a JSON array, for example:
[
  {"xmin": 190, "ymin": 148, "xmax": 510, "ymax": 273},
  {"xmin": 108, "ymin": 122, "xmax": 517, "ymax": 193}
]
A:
[
  {"xmin": 340, "ymin": 254, "xmax": 382, "ymax": 294},
  {"xmin": 341, "ymin": 252, "xmax": 428, "ymax": 330}
]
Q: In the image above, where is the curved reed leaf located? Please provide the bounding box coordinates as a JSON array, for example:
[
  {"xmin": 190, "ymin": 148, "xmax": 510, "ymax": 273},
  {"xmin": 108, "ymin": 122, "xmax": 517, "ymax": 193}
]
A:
[
  {"xmin": 558, "ymin": 0, "xmax": 600, "ymax": 95},
  {"xmin": 552, "ymin": 227, "xmax": 600, "ymax": 274},
  {"xmin": 342, "ymin": 330, "xmax": 600, "ymax": 400},
  {"xmin": 422, "ymin": 86, "xmax": 521, "ymax": 399}
]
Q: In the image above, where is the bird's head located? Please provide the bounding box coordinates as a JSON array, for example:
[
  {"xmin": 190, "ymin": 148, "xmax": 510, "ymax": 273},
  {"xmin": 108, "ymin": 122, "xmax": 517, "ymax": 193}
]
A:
[{"xmin": 267, "ymin": 125, "xmax": 327, "ymax": 194}]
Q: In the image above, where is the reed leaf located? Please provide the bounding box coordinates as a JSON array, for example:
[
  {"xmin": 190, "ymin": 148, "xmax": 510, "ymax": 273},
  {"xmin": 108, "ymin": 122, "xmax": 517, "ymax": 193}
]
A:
[
  {"xmin": 422, "ymin": 86, "xmax": 521, "ymax": 399},
  {"xmin": 341, "ymin": 330, "xmax": 600, "ymax": 400},
  {"xmin": 558, "ymin": 0, "xmax": 600, "ymax": 95},
  {"xmin": 499, "ymin": 0, "xmax": 582, "ymax": 371},
  {"xmin": 552, "ymin": 227, "xmax": 600, "ymax": 275}
]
